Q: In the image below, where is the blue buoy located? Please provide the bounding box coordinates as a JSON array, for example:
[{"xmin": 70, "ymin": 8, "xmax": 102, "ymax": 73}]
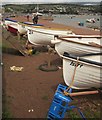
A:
[
  {"xmin": 47, "ymin": 84, "xmax": 86, "ymax": 120},
  {"xmin": 78, "ymin": 22, "xmax": 84, "ymax": 26}
]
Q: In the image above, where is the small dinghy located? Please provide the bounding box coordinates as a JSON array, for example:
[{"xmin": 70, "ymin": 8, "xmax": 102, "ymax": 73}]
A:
[
  {"xmin": 27, "ymin": 26, "xmax": 74, "ymax": 46},
  {"xmin": 62, "ymin": 52, "xmax": 102, "ymax": 89},
  {"xmin": 51, "ymin": 35, "xmax": 102, "ymax": 57}
]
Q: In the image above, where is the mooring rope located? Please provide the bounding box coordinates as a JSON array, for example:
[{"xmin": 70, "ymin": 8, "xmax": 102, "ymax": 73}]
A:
[{"xmin": 64, "ymin": 56, "xmax": 80, "ymax": 96}]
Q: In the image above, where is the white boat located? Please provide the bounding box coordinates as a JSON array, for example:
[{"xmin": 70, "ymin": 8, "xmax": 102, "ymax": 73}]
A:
[
  {"xmin": 7, "ymin": 23, "xmax": 27, "ymax": 35},
  {"xmin": 18, "ymin": 21, "xmax": 44, "ymax": 35},
  {"xmin": 7, "ymin": 24, "xmax": 18, "ymax": 34},
  {"xmin": 36, "ymin": 12, "xmax": 43, "ymax": 16},
  {"xmin": 5, "ymin": 18, "xmax": 43, "ymax": 35},
  {"xmin": 5, "ymin": 18, "xmax": 17, "ymax": 25},
  {"xmin": 62, "ymin": 52, "xmax": 102, "ymax": 89},
  {"xmin": 51, "ymin": 35, "xmax": 102, "ymax": 57},
  {"xmin": 27, "ymin": 26, "xmax": 74, "ymax": 46},
  {"xmin": 86, "ymin": 18, "xmax": 95, "ymax": 23},
  {"xmin": 5, "ymin": 18, "xmax": 18, "ymax": 29},
  {"xmin": 17, "ymin": 22, "xmax": 27, "ymax": 35},
  {"xmin": 5, "ymin": 18, "xmax": 27, "ymax": 35}
]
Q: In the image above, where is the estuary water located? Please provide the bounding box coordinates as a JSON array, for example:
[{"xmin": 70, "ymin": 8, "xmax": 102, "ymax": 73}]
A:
[{"xmin": 52, "ymin": 14, "xmax": 100, "ymax": 29}]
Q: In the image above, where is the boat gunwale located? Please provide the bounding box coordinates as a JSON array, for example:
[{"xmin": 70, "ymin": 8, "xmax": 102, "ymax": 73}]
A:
[
  {"xmin": 27, "ymin": 24, "xmax": 71, "ymax": 31},
  {"xmin": 62, "ymin": 52, "xmax": 102, "ymax": 67},
  {"xmin": 56, "ymin": 37, "xmax": 102, "ymax": 48},
  {"xmin": 27, "ymin": 28, "xmax": 71, "ymax": 36},
  {"xmin": 27, "ymin": 28, "xmax": 54, "ymax": 36},
  {"xmin": 18, "ymin": 22, "xmax": 44, "ymax": 28},
  {"xmin": 8, "ymin": 24, "xmax": 18, "ymax": 30},
  {"xmin": 5, "ymin": 18, "xmax": 18, "ymax": 23},
  {"xmin": 58, "ymin": 35, "xmax": 102, "ymax": 38}
]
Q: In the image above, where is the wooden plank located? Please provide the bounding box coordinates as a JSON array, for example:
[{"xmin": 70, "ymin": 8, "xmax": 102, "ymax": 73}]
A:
[
  {"xmin": 5, "ymin": 35, "xmax": 28, "ymax": 56},
  {"xmin": 58, "ymin": 37, "xmax": 102, "ymax": 48},
  {"xmin": 59, "ymin": 35, "xmax": 102, "ymax": 38},
  {"xmin": 69, "ymin": 90, "xmax": 101, "ymax": 97},
  {"xmin": 88, "ymin": 42, "xmax": 102, "ymax": 48}
]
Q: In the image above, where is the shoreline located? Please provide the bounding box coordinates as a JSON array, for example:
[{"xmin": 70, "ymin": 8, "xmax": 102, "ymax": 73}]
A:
[{"xmin": 4, "ymin": 15, "xmax": 100, "ymax": 35}]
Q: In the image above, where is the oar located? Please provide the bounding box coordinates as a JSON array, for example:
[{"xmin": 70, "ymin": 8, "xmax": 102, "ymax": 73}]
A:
[
  {"xmin": 69, "ymin": 90, "xmax": 102, "ymax": 97},
  {"xmin": 88, "ymin": 42, "xmax": 102, "ymax": 48}
]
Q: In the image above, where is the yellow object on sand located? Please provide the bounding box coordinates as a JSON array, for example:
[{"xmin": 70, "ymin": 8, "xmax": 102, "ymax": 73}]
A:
[
  {"xmin": 10, "ymin": 66, "xmax": 23, "ymax": 72},
  {"xmin": 24, "ymin": 49, "xmax": 33, "ymax": 55},
  {"xmin": 28, "ymin": 49, "xmax": 33, "ymax": 55}
]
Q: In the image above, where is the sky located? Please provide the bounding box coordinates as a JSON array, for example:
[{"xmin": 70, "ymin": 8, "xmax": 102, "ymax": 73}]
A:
[{"xmin": 1, "ymin": 0, "xmax": 102, "ymax": 4}]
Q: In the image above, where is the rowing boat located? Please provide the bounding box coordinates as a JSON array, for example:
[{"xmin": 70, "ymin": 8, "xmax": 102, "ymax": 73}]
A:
[
  {"xmin": 5, "ymin": 18, "xmax": 17, "ymax": 30},
  {"xmin": 5, "ymin": 18, "xmax": 44, "ymax": 35},
  {"xmin": 7, "ymin": 24, "xmax": 18, "ymax": 34},
  {"xmin": 62, "ymin": 52, "xmax": 102, "ymax": 89},
  {"xmin": 51, "ymin": 35, "xmax": 102, "ymax": 56},
  {"xmin": 27, "ymin": 26, "xmax": 74, "ymax": 46}
]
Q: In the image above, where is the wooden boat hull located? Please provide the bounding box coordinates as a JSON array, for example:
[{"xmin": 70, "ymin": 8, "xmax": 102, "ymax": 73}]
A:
[
  {"xmin": 27, "ymin": 27, "xmax": 74, "ymax": 45},
  {"xmin": 5, "ymin": 18, "xmax": 26, "ymax": 35},
  {"xmin": 51, "ymin": 35, "xmax": 102, "ymax": 56},
  {"xmin": 5, "ymin": 18, "xmax": 17, "ymax": 30},
  {"xmin": 17, "ymin": 23, "xmax": 27, "ymax": 35},
  {"xmin": 62, "ymin": 53, "xmax": 102, "ymax": 89},
  {"xmin": 8, "ymin": 24, "xmax": 18, "ymax": 35},
  {"xmin": 8, "ymin": 24, "xmax": 26, "ymax": 35}
]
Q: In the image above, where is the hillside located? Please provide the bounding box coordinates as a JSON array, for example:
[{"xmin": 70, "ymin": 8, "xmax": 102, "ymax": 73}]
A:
[{"xmin": 2, "ymin": 3, "xmax": 101, "ymax": 14}]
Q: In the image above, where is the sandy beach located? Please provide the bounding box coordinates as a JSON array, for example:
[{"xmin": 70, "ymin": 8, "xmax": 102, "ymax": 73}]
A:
[
  {"xmin": 10, "ymin": 15, "xmax": 100, "ymax": 35},
  {"xmin": 2, "ymin": 16, "xmax": 102, "ymax": 118}
]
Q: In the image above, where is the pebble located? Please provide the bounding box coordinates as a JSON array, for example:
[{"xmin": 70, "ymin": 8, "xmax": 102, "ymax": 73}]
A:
[
  {"xmin": 58, "ymin": 66, "xmax": 62, "ymax": 69},
  {"xmin": 97, "ymin": 104, "xmax": 100, "ymax": 106},
  {"xmin": 28, "ymin": 110, "xmax": 31, "ymax": 112},
  {"xmin": 1, "ymin": 62, "xmax": 3, "ymax": 66},
  {"xmin": 28, "ymin": 109, "xmax": 34, "ymax": 112}
]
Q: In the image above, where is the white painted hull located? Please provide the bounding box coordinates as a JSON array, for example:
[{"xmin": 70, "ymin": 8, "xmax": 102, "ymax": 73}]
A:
[
  {"xmin": 5, "ymin": 19, "xmax": 27, "ymax": 34},
  {"xmin": 5, "ymin": 20, "xmax": 17, "ymax": 29},
  {"xmin": 5, "ymin": 20, "xmax": 17, "ymax": 25},
  {"xmin": 17, "ymin": 22, "xmax": 36, "ymax": 35},
  {"xmin": 27, "ymin": 26, "xmax": 74, "ymax": 45},
  {"xmin": 8, "ymin": 24, "xmax": 18, "ymax": 29},
  {"xmin": 17, "ymin": 23, "xmax": 27, "ymax": 34},
  {"xmin": 62, "ymin": 53, "xmax": 102, "ymax": 89},
  {"xmin": 8, "ymin": 24, "xmax": 27, "ymax": 35},
  {"xmin": 8, "ymin": 24, "xmax": 18, "ymax": 34},
  {"xmin": 51, "ymin": 35, "xmax": 102, "ymax": 56}
]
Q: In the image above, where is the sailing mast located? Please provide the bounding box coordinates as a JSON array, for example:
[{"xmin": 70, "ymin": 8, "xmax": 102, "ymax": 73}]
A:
[{"xmin": 36, "ymin": 4, "xmax": 39, "ymax": 12}]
